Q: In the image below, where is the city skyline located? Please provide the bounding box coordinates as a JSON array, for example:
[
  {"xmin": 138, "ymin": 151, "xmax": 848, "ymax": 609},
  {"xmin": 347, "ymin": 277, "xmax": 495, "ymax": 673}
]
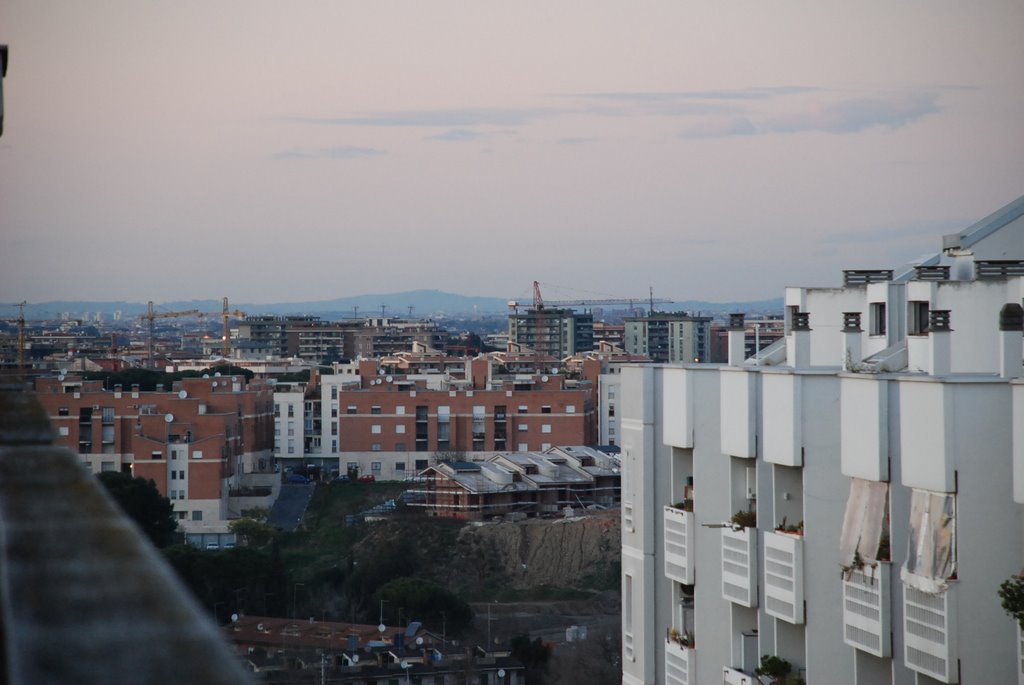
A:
[{"xmin": 2, "ymin": 2, "xmax": 1022, "ymax": 304}]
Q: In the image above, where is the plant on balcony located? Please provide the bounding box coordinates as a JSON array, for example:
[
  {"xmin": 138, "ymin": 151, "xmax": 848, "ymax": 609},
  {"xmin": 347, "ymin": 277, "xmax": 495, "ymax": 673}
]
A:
[
  {"xmin": 668, "ymin": 626, "xmax": 695, "ymax": 647},
  {"xmin": 673, "ymin": 498, "xmax": 694, "ymax": 512},
  {"xmin": 774, "ymin": 517, "xmax": 803, "ymax": 535},
  {"xmin": 998, "ymin": 570, "xmax": 1024, "ymax": 629},
  {"xmin": 730, "ymin": 509, "xmax": 757, "ymax": 529},
  {"xmin": 876, "ymin": 532, "xmax": 890, "ymax": 561},
  {"xmin": 754, "ymin": 655, "xmax": 792, "ymax": 684}
]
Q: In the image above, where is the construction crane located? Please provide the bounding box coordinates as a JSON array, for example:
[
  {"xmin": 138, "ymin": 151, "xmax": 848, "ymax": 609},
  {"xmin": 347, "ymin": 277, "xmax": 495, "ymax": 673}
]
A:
[
  {"xmin": 140, "ymin": 301, "xmax": 201, "ymax": 369},
  {"xmin": 508, "ymin": 281, "xmax": 673, "ymax": 314},
  {"xmin": 221, "ymin": 297, "xmax": 246, "ymax": 357}
]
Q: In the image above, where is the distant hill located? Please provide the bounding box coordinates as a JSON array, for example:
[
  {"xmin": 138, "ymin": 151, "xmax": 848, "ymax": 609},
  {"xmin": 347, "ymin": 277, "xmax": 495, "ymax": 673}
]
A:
[{"xmin": 21, "ymin": 291, "xmax": 783, "ymax": 320}]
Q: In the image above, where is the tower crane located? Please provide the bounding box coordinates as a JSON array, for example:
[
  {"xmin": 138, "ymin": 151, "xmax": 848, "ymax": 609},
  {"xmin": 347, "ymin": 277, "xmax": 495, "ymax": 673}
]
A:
[
  {"xmin": 508, "ymin": 281, "xmax": 673, "ymax": 314},
  {"xmin": 0, "ymin": 301, "xmax": 28, "ymax": 374},
  {"xmin": 221, "ymin": 297, "xmax": 246, "ymax": 357},
  {"xmin": 140, "ymin": 302, "xmax": 201, "ymax": 369}
]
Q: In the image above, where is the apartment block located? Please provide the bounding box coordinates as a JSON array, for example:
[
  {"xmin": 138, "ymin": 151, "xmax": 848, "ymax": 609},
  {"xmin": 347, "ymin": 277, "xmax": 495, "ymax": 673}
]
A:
[
  {"xmin": 507, "ymin": 307, "xmax": 594, "ymax": 358},
  {"xmin": 621, "ymin": 194, "xmax": 1024, "ymax": 685},
  {"xmin": 34, "ymin": 374, "xmax": 277, "ymax": 544},
  {"xmin": 624, "ymin": 313, "xmax": 713, "ymax": 364}
]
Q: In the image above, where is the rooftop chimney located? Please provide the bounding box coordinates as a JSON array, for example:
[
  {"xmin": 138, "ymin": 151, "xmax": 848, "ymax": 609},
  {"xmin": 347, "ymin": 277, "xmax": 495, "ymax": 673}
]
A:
[
  {"xmin": 928, "ymin": 310, "xmax": 952, "ymax": 376},
  {"xmin": 999, "ymin": 303, "xmax": 1023, "ymax": 379},
  {"xmin": 841, "ymin": 312, "xmax": 862, "ymax": 371},
  {"xmin": 727, "ymin": 313, "xmax": 745, "ymax": 366},
  {"xmin": 787, "ymin": 311, "xmax": 811, "ymax": 368}
]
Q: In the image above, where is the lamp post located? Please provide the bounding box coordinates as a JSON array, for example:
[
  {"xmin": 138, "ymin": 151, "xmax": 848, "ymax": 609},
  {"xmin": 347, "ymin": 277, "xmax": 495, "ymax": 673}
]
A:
[{"xmin": 292, "ymin": 582, "xmax": 304, "ymax": 619}]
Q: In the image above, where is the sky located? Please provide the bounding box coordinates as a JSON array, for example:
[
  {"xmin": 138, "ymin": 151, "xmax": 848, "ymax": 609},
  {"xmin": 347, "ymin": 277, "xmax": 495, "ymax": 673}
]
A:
[{"xmin": 1, "ymin": 1, "xmax": 1023, "ymax": 306}]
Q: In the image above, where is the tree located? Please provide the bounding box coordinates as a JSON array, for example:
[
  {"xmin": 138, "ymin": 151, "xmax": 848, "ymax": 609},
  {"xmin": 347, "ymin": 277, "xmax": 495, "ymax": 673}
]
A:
[
  {"xmin": 372, "ymin": 577, "xmax": 474, "ymax": 634},
  {"xmin": 97, "ymin": 471, "xmax": 178, "ymax": 548},
  {"xmin": 229, "ymin": 517, "xmax": 275, "ymax": 547}
]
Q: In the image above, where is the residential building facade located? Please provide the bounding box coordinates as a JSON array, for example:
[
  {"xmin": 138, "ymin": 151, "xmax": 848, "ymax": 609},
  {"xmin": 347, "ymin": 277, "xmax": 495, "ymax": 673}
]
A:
[
  {"xmin": 508, "ymin": 307, "xmax": 594, "ymax": 358},
  {"xmin": 624, "ymin": 313, "xmax": 713, "ymax": 363},
  {"xmin": 35, "ymin": 374, "xmax": 277, "ymax": 545},
  {"xmin": 621, "ymin": 194, "xmax": 1024, "ymax": 685}
]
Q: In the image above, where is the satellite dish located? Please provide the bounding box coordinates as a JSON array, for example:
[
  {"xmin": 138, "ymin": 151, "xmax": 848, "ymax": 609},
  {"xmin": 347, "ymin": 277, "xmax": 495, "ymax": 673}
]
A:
[
  {"xmin": 498, "ymin": 669, "xmax": 506, "ymax": 677},
  {"xmin": 351, "ymin": 655, "xmax": 360, "ymax": 663},
  {"xmin": 386, "ymin": 375, "xmax": 393, "ymax": 383},
  {"xmin": 378, "ymin": 623, "xmax": 386, "ymax": 633},
  {"xmin": 231, "ymin": 613, "xmax": 238, "ymax": 622},
  {"xmin": 415, "ymin": 636, "xmax": 424, "ymax": 646},
  {"xmin": 214, "ymin": 372, "xmax": 222, "ymax": 377},
  {"xmin": 257, "ymin": 623, "xmax": 265, "ymax": 631},
  {"xmin": 400, "ymin": 660, "xmax": 409, "ymax": 669},
  {"xmin": 202, "ymin": 374, "xmax": 210, "ymax": 379},
  {"xmin": 212, "ymin": 381, "xmax": 218, "ymax": 387},
  {"xmin": 541, "ymin": 375, "xmax": 549, "ymax": 382},
  {"xmin": 178, "ymin": 390, "xmax": 187, "ymax": 399},
  {"xmin": 164, "ymin": 413, "xmax": 174, "ymax": 423}
]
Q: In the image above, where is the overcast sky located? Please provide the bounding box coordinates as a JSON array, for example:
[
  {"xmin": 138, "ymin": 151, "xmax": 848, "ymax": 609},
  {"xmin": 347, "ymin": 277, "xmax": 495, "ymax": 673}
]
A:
[{"xmin": 2, "ymin": 1, "xmax": 1022, "ymax": 306}]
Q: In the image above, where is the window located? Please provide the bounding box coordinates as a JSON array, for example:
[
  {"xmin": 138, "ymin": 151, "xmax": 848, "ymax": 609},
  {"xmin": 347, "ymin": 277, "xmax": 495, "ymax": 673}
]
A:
[
  {"xmin": 171, "ymin": 471, "xmax": 177, "ymax": 480},
  {"xmin": 347, "ymin": 406, "xmax": 357, "ymax": 415},
  {"xmin": 396, "ymin": 406, "xmax": 406, "ymax": 415},
  {"xmin": 518, "ymin": 424, "xmax": 528, "ymax": 432},
  {"xmin": 274, "ymin": 404, "xmax": 281, "ymax": 417},
  {"xmin": 541, "ymin": 405, "xmax": 551, "ymax": 414},
  {"xmin": 415, "ymin": 459, "xmax": 428, "ymax": 470},
  {"xmin": 908, "ymin": 301, "xmax": 929, "ymax": 336},
  {"xmin": 100, "ymin": 461, "xmax": 115, "ymax": 472},
  {"xmin": 608, "ymin": 387, "xmax": 616, "ymax": 399},
  {"xmin": 395, "ymin": 463, "xmax": 405, "ymax": 472},
  {"xmin": 542, "ymin": 424, "xmax": 552, "ymax": 434},
  {"xmin": 518, "ymin": 443, "xmax": 528, "ymax": 451},
  {"xmin": 566, "ymin": 405, "xmax": 576, "ymax": 414},
  {"xmin": 331, "ymin": 386, "xmax": 338, "ymax": 400},
  {"xmin": 59, "ymin": 426, "xmax": 69, "ymax": 436},
  {"xmin": 192, "ymin": 511, "xmax": 203, "ymax": 521},
  {"xmin": 541, "ymin": 443, "xmax": 551, "ymax": 450},
  {"xmin": 372, "ymin": 443, "xmax": 382, "ymax": 452},
  {"xmin": 331, "ymin": 407, "xmax": 338, "ymax": 418},
  {"xmin": 869, "ymin": 302, "xmax": 886, "ymax": 336},
  {"xmin": 179, "ymin": 470, "xmax": 185, "ymax": 480},
  {"xmin": 287, "ymin": 406, "xmax": 294, "ymax": 417},
  {"xmin": 58, "ymin": 407, "xmax": 69, "ymax": 416},
  {"xmin": 331, "ymin": 439, "xmax": 337, "ymax": 452},
  {"xmin": 177, "ymin": 511, "xmax": 187, "ymax": 520},
  {"xmin": 287, "ymin": 426, "xmax": 295, "ymax": 436},
  {"xmin": 371, "ymin": 406, "xmax": 382, "ymax": 415},
  {"xmin": 396, "ymin": 425, "xmax": 406, "ymax": 434},
  {"xmin": 371, "ymin": 462, "xmax": 382, "ymax": 474},
  {"xmin": 347, "ymin": 462, "xmax": 358, "ymax": 471},
  {"xmin": 840, "ymin": 478, "xmax": 889, "ymax": 568},
  {"xmin": 608, "ymin": 405, "xmax": 615, "ymax": 417},
  {"xmin": 151, "ymin": 451, "xmax": 162, "ymax": 460},
  {"xmin": 372, "ymin": 425, "xmax": 382, "ymax": 434},
  {"xmin": 517, "ymin": 405, "xmax": 528, "ymax": 413},
  {"xmin": 395, "ymin": 442, "xmax": 406, "ymax": 451}
]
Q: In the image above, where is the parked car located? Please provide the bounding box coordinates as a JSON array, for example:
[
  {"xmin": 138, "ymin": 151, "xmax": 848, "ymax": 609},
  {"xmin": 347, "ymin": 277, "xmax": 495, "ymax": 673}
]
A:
[
  {"xmin": 334, "ymin": 474, "xmax": 350, "ymax": 483},
  {"xmin": 287, "ymin": 474, "xmax": 310, "ymax": 484},
  {"xmin": 358, "ymin": 474, "xmax": 376, "ymax": 483}
]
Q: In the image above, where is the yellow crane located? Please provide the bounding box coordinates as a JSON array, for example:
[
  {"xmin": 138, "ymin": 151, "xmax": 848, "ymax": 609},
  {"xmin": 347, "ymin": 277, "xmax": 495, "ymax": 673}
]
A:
[
  {"xmin": 220, "ymin": 297, "xmax": 246, "ymax": 357},
  {"xmin": 140, "ymin": 301, "xmax": 201, "ymax": 369}
]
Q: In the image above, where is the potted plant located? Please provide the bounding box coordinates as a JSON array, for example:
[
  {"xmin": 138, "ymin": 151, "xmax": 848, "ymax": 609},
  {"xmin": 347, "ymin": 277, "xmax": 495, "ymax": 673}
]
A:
[
  {"xmin": 999, "ymin": 571, "xmax": 1024, "ymax": 629},
  {"xmin": 673, "ymin": 498, "xmax": 694, "ymax": 512},
  {"xmin": 774, "ymin": 517, "xmax": 803, "ymax": 535},
  {"xmin": 730, "ymin": 509, "xmax": 757, "ymax": 529},
  {"xmin": 754, "ymin": 654, "xmax": 792, "ymax": 685}
]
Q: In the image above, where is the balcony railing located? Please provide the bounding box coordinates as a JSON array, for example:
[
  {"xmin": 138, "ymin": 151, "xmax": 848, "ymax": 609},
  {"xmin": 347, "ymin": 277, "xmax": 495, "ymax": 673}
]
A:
[
  {"xmin": 665, "ymin": 637, "xmax": 694, "ymax": 685},
  {"xmin": 723, "ymin": 666, "xmax": 754, "ymax": 685},
  {"xmin": 721, "ymin": 526, "xmax": 757, "ymax": 607},
  {"xmin": 842, "ymin": 563, "xmax": 891, "ymax": 657},
  {"xmin": 763, "ymin": 531, "xmax": 804, "ymax": 624},
  {"xmin": 903, "ymin": 584, "xmax": 957, "ymax": 683},
  {"xmin": 664, "ymin": 506, "xmax": 695, "ymax": 585}
]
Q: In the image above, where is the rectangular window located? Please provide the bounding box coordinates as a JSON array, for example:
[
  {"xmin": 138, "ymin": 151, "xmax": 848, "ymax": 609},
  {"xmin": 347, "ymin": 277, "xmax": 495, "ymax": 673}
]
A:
[
  {"xmin": 566, "ymin": 405, "xmax": 576, "ymax": 414},
  {"xmin": 518, "ymin": 424, "xmax": 528, "ymax": 432},
  {"xmin": 542, "ymin": 424, "xmax": 551, "ymax": 434},
  {"xmin": 395, "ymin": 462, "xmax": 405, "ymax": 472},
  {"xmin": 518, "ymin": 443, "xmax": 528, "ymax": 451},
  {"xmin": 151, "ymin": 451, "xmax": 162, "ymax": 459},
  {"xmin": 395, "ymin": 442, "xmax": 407, "ymax": 451},
  {"xmin": 274, "ymin": 404, "xmax": 281, "ymax": 417},
  {"xmin": 179, "ymin": 470, "xmax": 185, "ymax": 480},
  {"xmin": 347, "ymin": 406, "xmax": 357, "ymax": 415},
  {"xmin": 869, "ymin": 302, "xmax": 887, "ymax": 336},
  {"xmin": 908, "ymin": 301, "xmax": 929, "ymax": 336},
  {"xmin": 59, "ymin": 407, "xmax": 69, "ymax": 416},
  {"xmin": 396, "ymin": 406, "xmax": 406, "ymax": 415},
  {"xmin": 347, "ymin": 462, "xmax": 358, "ymax": 471},
  {"xmin": 171, "ymin": 471, "xmax": 177, "ymax": 480},
  {"xmin": 541, "ymin": 442, "xmax": 551, "ymax": 450},
  {"xmin": 177, "ymin": 511, "xmax": 186, "ymax": 520},
  {"xmin": 415, "ymin": 459, "xmax": 428, "ymax": 470},
  {"xmin": 371, "ymin": 406, "xmax": 382, "ymax": 415},
  {"xmin": 192, "ymin": 511, "xmax": 203, "ymax": 521},
  {"xmin": 331, "ymin": 407, "xmax": 338, "ymax": 418},
  {"xmin": 331, "ymin": 386, "xmax": 338, "ymax": 400},
  {"xmin": 371, "ymin": 462, "xmax": 382, "ymax": 474},
  {"xmin": 371, "ymin": 443, "xmax": 382, "ymax": 452},
  {"xmin": 287, "ymin": 406, "xmax": 294, "ymax": 417},
  {"xmin": 372, "ymin": 425, "xmax": 382, "ymax": 434},
  {"xmin": 517, "ymin": 405, "xmax": 528, "ymax": 413},
  {"xmin": 396, "ymin": 425, "xmax": 406, "ymax": 434},
  {"xmin": 541, "ymin": 405, "xmax": 551, "ymax": 414}
]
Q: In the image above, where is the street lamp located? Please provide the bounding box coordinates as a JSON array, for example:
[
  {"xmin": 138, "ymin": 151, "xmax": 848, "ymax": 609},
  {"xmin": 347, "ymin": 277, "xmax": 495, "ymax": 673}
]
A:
[{"xmin": 292, "ymin": 582, "xmax": 305, "ymax": 619}]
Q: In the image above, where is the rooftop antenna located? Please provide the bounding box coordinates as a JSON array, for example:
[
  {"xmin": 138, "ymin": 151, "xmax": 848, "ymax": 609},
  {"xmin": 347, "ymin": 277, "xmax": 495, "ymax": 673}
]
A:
[
  {"xmin": 649, "ymin": 286, "xmax": 654, "ymax": 316},
  {"xmin": 407, "ymin": 305, "xmax": 415, "ymax": 318},
  {"xmin": 353, "ymin": 305, "xmax": 359, "ymax": 320},
  {"xmin": 380, "ymin": 304, "xmax": 387, "ymax": 317}
]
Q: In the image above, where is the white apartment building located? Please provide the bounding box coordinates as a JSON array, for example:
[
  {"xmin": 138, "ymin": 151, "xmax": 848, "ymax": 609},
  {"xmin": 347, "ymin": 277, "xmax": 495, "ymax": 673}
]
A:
[{"xmin": 621, "ymin": 194, "xmax": 1024, "ymax": 685}]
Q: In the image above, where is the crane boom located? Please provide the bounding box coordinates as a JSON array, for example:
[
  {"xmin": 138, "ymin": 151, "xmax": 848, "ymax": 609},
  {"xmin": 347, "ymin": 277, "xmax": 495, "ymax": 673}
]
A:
[
  {"xmin": 140, "ymin": 301, "xmax": 202, "ymax": 369},
  {"xmin": 508, "ymin": 282, "xmax": 672, "ymax": 311}
]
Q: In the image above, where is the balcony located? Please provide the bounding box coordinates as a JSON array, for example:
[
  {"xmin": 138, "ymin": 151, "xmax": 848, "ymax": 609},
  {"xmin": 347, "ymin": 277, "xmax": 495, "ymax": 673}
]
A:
[
  {"xmin": 664, "ymin": 505, "xmax": 695, "ymax": 585},
  {"xmin": 842, "ymin": 563, "xmax": 891, "ymax": 658},
  {"xmin": 763, "ymin": 531, "xmax": 804, "ymax": 624},
  {"xmin": 721, "ymin": 526, "xmax": 757, "ymax": 607},
  {"xmin": 723, "ymin": 667, "xmax": 755, "ymax": 685},
  {"xmin": 903, "ymin": 584, "xmax": 957, "ymax": 683},
  {"xmin": 665, "ymin": 637, "xmax": 694, "ymax": 685}
]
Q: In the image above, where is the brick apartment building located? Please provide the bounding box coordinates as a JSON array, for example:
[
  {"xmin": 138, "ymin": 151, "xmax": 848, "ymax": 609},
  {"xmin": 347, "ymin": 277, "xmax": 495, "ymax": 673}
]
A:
[
  {"xmin": 33, "ymin": 374, "xmax": 276, "ymax": 544},
  {"xmin": 273, "ymin": 356, "xmax": 599, "ymax": 478}
]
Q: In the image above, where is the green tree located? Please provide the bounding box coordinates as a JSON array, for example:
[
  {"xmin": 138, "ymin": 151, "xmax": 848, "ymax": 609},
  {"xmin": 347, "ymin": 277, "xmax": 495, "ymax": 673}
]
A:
[
  {"xmin": 97, "ymin": 471, "xmax": 178, "ymax": 548},
  {"xmin": 229, "ymin": 517, "xmax": 275, "ymax": 547},
  {"xmin": 372, "ymin": 577, "xmax": 474, "ymax": 634}
]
